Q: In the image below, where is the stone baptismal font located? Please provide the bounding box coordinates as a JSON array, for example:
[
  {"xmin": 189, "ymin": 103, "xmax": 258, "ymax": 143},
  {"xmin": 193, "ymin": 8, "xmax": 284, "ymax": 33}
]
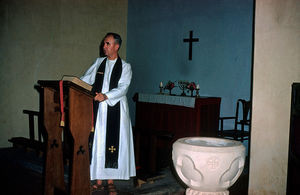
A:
[{"xmin": 172, "ymin": 137, "xmax": 245, "ymax": 195}]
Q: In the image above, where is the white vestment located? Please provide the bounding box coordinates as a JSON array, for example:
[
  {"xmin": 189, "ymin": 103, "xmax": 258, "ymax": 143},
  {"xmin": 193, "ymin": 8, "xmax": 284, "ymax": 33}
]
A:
[{"xmin": 81, "ymin": 57, "xmax": 136, "ymax": 180}]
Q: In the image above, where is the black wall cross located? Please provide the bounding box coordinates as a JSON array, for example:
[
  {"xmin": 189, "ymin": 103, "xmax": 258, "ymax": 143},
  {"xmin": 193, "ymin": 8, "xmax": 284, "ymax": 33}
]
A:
[{"xmin": 183, "ymin": 30, "xmax": 199, "ymax": 60}]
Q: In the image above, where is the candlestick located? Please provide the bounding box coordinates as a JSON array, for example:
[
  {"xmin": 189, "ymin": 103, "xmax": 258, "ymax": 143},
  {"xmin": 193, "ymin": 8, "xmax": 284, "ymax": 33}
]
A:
[
  {"xmin": 160, "ymin": 81, "xmax": 163, "ymax": 88},
  {"xmin": 159, "ymin": 82, "xmax": 164, "ymax": 94},
  {"xmin": 196, "ymin": 88, "xmax": 200, "ymax": 97}
]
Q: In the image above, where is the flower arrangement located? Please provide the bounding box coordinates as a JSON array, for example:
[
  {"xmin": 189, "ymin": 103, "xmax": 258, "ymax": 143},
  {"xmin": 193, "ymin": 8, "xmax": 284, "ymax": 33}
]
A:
[
  {"xmin": 158, "ymin": 80, "xmax": 199, "ymax": 96},
  {"xmin": 164, "ymin": 80, "xmax": 175, "ymax": 95},
  {"xmin": 187, "ymin": 82, "xmax": 196, "ymax": 91},
  {"xmin": 164, "ymin": 80, "xmax": 175, "ymax": 90},
  {"xmin": 186, "ymin": 82, "xmax": 199, "ymax": 97}
]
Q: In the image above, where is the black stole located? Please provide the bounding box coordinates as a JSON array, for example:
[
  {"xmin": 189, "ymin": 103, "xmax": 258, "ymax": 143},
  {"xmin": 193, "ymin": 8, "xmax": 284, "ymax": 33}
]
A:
[{"xmin": 89, "ymin": 57, "xmax": 122, "ymax": 168}]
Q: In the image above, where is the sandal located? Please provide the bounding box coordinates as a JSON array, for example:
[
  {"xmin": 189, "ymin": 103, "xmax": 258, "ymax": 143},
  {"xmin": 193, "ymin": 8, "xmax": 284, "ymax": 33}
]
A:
[
  {"xmin": 107, "ymin": 183, "xmax": 118, "ymax": 195},
  {"xmin": 90, "ymin": 180, "xmax": 105, "ymax": 192}
]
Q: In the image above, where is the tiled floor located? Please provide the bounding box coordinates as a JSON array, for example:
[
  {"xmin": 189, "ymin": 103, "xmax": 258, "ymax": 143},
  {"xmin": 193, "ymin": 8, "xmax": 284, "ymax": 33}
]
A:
[{"xmin": 0, "ymin": 147, "xmax": 248, "ymax": 195}]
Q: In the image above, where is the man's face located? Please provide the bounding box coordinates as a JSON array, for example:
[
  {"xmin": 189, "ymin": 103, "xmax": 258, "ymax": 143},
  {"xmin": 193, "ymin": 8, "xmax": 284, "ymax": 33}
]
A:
[{"xmin": 103, "ymin": 35, "xmax": 119, "ymax": 59}]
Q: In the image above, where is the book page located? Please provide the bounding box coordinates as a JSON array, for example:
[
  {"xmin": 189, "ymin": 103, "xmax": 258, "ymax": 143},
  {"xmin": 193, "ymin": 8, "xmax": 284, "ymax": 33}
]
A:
[{"xmin": 62, "ymin": 75, "xmax": 92, "ymax": 91}]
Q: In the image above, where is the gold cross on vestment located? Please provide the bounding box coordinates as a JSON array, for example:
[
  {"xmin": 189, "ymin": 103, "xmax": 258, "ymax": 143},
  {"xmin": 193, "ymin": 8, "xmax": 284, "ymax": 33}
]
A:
[{"xmin": 108, "ymin": 146, "xmax": 116, "ymax": 153}]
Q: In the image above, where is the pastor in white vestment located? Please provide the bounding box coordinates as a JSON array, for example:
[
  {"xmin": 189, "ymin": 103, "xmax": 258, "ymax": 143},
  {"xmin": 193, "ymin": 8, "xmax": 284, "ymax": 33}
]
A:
[{"xmin": 81, "ymin": 57, "xmax": 136, "ymax": 180}]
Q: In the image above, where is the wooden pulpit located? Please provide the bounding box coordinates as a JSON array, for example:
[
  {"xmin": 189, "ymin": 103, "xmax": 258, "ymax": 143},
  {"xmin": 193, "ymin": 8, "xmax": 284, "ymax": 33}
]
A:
[{"xmin": 38, "ymin": 80, "xmax": 93, "ymax": 195}]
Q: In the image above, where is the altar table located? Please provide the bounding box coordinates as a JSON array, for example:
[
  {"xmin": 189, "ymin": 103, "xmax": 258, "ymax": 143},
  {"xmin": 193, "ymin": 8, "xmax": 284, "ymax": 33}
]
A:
[
  {"xmin": 134, "ymin": 93, "xmax": 221, "ymax": 174},
  {"xmin": 135, "ymin": 93, "xmax": 221, "ymax": 139}
]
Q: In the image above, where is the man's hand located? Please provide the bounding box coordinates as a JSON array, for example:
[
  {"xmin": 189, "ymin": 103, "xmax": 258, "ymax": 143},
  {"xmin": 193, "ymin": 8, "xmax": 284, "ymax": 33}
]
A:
[{"xmin": 94, "ymin": 92, "xmax": 108, "ymax": 102}]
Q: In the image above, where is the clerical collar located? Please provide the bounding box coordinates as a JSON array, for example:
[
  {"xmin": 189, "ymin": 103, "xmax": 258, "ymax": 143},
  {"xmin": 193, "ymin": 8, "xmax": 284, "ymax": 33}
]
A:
[{"xmin": 107, "ymin": 58, "xmax": 117, "ymax": 63}]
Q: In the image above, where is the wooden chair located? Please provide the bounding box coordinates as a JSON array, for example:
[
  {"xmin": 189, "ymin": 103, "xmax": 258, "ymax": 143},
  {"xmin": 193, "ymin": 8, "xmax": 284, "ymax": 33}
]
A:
[
  {"xmin": 8, "ymin": 110, "xmax": 45, "ymax": 155},
  {"xmin": 218, "ymin": 99, "xmax": 251, "ymax": 142}
]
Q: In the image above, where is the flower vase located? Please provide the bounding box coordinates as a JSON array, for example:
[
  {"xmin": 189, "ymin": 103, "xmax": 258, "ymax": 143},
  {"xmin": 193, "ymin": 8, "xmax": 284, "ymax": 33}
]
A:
[
  {"xmin": 169, "ymin": 89, "xmax": 172, "ymax": 95},
  {"xmin": 190, "ymin": 89, "xmax": 194, "ymax": 97}
]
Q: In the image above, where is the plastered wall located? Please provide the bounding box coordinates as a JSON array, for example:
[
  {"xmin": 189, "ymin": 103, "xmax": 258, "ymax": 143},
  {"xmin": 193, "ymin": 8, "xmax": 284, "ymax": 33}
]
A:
[
  {"xmin": 0, "ymin": 0, "xmax": 128, "ymax": 147},
  {"xmin": 249, "ymin": 0, "xmax": 300, "ymax": 194},
  {"xmin": 126, "ymin": 0, "xmax": 253, "ymax": 131}
]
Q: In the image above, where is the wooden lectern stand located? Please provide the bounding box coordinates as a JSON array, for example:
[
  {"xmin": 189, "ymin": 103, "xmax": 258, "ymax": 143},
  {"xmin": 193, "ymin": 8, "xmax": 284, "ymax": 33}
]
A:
[{"xmin": 38, "ymin": 80, "xmax": 93, "ymax": 195}]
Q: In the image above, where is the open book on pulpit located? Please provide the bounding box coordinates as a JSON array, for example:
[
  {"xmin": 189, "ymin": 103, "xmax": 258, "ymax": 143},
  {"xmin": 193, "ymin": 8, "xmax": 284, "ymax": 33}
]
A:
[{"xmin": 62, "ymin": 75, "xmax": 92, "ymax": 91}]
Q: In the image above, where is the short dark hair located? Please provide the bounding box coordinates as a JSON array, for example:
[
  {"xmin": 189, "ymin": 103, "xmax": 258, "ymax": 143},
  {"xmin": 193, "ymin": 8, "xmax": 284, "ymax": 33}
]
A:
[{"xmin": 105, "ymin": 32, "xmax": 122, "ymax": 49}]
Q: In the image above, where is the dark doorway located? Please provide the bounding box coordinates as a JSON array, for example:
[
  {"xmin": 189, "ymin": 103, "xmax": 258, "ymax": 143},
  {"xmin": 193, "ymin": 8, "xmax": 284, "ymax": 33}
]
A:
[{"xmin": 287, "ymin": 83, "xmax": 300, "ymax": 195}]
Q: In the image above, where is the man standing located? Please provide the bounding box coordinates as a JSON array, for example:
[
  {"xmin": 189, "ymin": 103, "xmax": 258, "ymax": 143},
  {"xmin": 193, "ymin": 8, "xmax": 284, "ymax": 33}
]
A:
[{"xmin": 81, "ymin": 32, "xmax": 136, "ymax": 194}]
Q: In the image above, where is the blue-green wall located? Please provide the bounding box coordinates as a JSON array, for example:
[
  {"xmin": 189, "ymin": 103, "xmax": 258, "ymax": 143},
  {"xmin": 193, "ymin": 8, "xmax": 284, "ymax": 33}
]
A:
[{"xmin": 127, "ymin": 0, "xmax": 253, "ymax": 127}]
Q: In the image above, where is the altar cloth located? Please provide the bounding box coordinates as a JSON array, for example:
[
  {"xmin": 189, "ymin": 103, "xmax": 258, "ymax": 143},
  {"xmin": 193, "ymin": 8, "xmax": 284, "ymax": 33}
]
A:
[{"xmin": 138, "ymin": 93, "xmax": 195, "ymax": 108}]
